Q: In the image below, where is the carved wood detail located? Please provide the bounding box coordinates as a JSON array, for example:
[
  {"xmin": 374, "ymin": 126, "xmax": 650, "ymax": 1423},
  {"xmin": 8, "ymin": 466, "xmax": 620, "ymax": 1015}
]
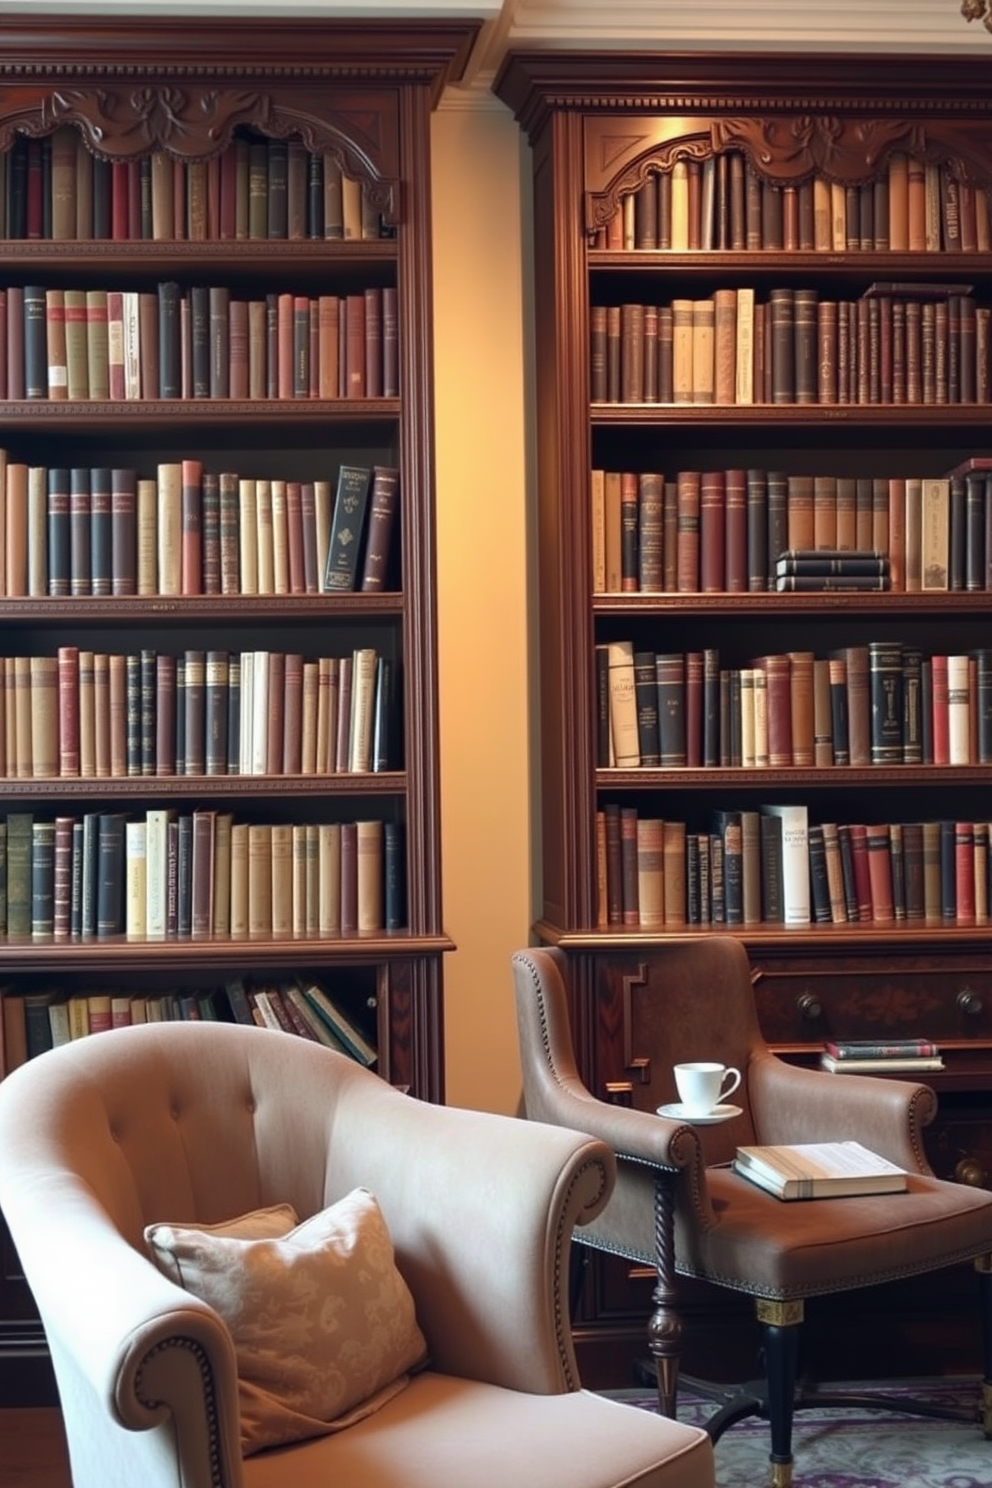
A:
[{"xmin": 584, "ymin": 114, "xmax": 992, "ymax": 234}]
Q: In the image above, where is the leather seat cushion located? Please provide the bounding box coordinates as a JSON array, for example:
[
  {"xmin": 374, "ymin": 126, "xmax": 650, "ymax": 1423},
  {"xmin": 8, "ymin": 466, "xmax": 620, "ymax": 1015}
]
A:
[
  {"xmin": 243, "ymin": 1372, "xmax": 714, "ymax": 1488},
  {"xmin": 679, "ymin": 1170, "xmax": 992, "ymax": 1299}
]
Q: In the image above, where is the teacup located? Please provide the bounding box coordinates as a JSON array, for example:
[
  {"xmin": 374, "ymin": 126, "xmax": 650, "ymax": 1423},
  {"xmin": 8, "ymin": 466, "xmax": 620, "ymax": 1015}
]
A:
[{"xmin": 673, "ymin": 1061, "xmax": 741, "ymax": 1116}]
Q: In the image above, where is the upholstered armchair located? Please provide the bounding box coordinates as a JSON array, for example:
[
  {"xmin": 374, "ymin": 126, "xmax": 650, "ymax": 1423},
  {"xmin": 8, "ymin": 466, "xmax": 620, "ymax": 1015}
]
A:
[
  {"xmin": 0, "ymin": 1019, "xmax": 715, "ymax": 1488},
  {"xmin": 512, "ymin": 939, "xmax": 992, "ymax": 1488}
]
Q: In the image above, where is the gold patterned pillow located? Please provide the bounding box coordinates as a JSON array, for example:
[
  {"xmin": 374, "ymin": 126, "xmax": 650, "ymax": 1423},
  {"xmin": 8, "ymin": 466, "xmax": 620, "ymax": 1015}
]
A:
[{"xmin": 144, "ymin": 1188, "xmax": 428, "ymax": 1454}]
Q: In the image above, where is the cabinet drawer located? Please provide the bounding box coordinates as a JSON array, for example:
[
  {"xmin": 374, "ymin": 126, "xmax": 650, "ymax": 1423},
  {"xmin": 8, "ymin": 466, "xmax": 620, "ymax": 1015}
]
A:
[{"xmin": 751, "ymin": 954, "xmax": 992, "ymax": 1045}]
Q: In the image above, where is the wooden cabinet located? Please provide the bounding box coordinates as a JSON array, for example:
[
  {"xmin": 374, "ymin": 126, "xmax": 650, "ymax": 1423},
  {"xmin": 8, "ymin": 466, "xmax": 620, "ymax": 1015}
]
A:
[
  {"xmin": 495, "ymin": 50, "xmax": 992, "ymax": 1387},
  {"xmin": 0, "ymin": 16, "xmax": 478, "ymax": 1405}
]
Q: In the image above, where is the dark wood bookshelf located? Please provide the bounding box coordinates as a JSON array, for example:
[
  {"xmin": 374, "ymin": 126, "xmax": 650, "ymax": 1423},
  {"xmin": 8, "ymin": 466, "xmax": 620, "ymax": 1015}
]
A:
[
  {"xmin": 0, "ymin": 14, "xmax": 477, "ymax": 1404},
  {"xmin": 496, "ymin": 49, "xmax": 992, "ymax": 1389}
]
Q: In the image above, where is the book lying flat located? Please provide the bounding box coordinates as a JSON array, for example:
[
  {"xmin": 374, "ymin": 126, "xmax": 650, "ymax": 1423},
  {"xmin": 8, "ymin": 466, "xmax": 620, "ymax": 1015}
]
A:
[
  {"xmin": 733, "ymin": 1140, "xmax": 908, "ymax": 1200},
  {"xmin": 824, "ymin": 1039, "xmax": 939, "ymax": 1059},
  {"xmin": 820, "ymin": 1054, "xmax": 944, "ymax": 1074}
]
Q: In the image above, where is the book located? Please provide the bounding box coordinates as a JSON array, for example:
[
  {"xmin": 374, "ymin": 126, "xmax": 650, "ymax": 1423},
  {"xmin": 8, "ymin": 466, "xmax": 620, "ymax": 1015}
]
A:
[
  {"xmin": 296, "ymin": 976, "xmax": 377, "ymax": 1066},
  {"xmin": 359, "ymin": 465, "xmax": 399, "ymax": 592},
  {"xmin": 733, "ymin": 1140, "xmax": 908, "ymax": 1200},
  {"xmin": 323, "ymin": 463, "xmax": 371, "ymax": 592},
  {"xmin": 820, "ymin": 1053, "xmax": 945, "ymax": 1074},
  {"xmin": 824, "ymin": 1038, "xmax": 940, "ymax": 1059}
]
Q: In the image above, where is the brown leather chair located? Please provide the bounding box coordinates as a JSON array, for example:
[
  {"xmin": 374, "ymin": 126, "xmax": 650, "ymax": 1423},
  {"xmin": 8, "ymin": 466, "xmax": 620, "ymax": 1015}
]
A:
[{"xmin": 512, "ymin": 939, "xmax": 992, "ymax": 1488}]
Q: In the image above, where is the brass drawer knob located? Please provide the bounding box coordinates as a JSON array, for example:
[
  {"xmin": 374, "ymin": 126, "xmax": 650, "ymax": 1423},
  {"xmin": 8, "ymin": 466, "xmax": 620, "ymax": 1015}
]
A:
[
  {"xmin": 796, "ymin": 992, "xmax": 822, "ymax": 1021},
  {"xmin": 958, "ymin": 989, "xmax": 984, "ymax": 1016},
  {"xmin": 955, "ymin": 1157, "xmax": 986, "ymax": 1187}
]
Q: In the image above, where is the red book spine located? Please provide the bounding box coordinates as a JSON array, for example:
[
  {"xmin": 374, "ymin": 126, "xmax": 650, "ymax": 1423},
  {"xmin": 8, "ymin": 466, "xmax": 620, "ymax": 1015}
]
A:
[
  {"xmin": 685, "ymin": 650, "xmax": 703, "ymax": 767},
  {"xmin": 283, "ymin": 652, "xmax": 304, "ymax": 775},
  {"xmin": 931, "ymin": 654, "xmax": 950, "ymax": 764},
  {"xmin": 675, "ymin": 471, "xmax": 701, "ymax": 593},
  {"xmin": 107, "ymin": 291, "xmax": 125, "ymax": 400},
  {"xmin": 724, "ymin": 467, "xmax": 748, "ymax": 592},
  {"xmin": 111, "ymin": 161, "xmax": 129, "ymax": 239},
  {"xmin": 848, "ymin": 823, "xmax": 874, "ymax": 922},
  {"xmin": 865, "ymin": 823, "xmax": 895, "ymax": 924},
  {"xmin": 956, "ymin": 821, "xmax": 976, "ymax": 925},
  {"xmin": 699, "ymin": 470, "xmax": 726, "ymax": 593},
  {"xmin": 363, "ymin": 286, "xmax": 382, "ymax": 398}
]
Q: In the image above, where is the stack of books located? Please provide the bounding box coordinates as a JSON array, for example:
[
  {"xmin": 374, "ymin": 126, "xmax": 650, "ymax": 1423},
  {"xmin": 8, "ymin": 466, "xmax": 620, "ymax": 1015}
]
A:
[
  {"xmin": 775, "ymin": 549, "xmax": 891, "ymax": 592},
  {"xmin": 819, "ymin": 1038, "xmax": 944, "ymax": 1074}
]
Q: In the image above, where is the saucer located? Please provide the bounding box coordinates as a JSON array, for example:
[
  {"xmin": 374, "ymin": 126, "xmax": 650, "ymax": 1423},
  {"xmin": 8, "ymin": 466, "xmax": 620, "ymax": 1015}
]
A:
[{"xmin": 656, "ymin": 1102, "xmax": 743, "ymax": 1126}]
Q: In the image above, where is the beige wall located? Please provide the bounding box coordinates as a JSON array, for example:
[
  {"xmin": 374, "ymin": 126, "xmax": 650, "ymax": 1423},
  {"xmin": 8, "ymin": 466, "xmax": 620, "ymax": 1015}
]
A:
[{"xmin": 431, "ymin": 98, "xmax": 535, "ymax": 1114}]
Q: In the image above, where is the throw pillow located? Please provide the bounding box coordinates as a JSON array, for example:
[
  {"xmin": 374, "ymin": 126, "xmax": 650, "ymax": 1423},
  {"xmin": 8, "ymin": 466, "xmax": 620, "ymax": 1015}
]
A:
[
  {"xmin": 144, "ymin": 1187, "xmax": 428, "ymax": 1454},
  {"xmin": 146, "ymin": 1203, "xmax": 300, "ymax": 1284}
]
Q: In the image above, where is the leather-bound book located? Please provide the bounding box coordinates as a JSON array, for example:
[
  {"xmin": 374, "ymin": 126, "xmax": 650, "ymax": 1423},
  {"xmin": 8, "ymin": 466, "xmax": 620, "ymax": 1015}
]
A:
[
  {"xmin": 865, "ymin": 823, "xmax": 895, "ymax": 924},
  {"xmin": 208, "ymin": 286, "xmax": 230, "ymax": 399},
  {"xmin": 768, "ymin": 288, "xmax": 794, "ymax": 404},
  {"xmin": 699, "ymin": 470, "xmax": 725, "ymax": 593},
  {"xmin": 794, "ymin": 288, "xmax": 818, "ymax": 404},
  {"xmin": 360, "ymin": 466, "xmax": 400, "ymax": 593},
  {"xmin": 675, "ymin": 469, "xmax": 700, "ymax": 592},
  {"xmin": 344, "ymin": 293, "xmax": 366, "ymax": 398},
  {"xmin": 154, "ymin": 653, "xmax": 176, "ymax": 776},
  {"xmin": 868, "ymin": 639, "xmax": 905, "ymax": 764},
  {"xmin": 340, "ymin": 820, "xmax": 359, "ymax": 934},
  {"xmin": 204, "ymin": 650, "xmax": 229, "ymax": 777}
]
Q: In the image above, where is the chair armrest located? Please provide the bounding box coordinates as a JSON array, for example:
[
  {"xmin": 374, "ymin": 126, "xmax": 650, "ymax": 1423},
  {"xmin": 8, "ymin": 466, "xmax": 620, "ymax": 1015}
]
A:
[
  {"xmin": 747, "ymin": 1049, "xmax": 937, "ymax": 1172},
  {"xmin": 325, "ymin": 1076, "xmax": 616, "ymax": 1395},
  {"xmin": 1, "ymin": 1171, "xmax": 243, "ymax": 1488}
]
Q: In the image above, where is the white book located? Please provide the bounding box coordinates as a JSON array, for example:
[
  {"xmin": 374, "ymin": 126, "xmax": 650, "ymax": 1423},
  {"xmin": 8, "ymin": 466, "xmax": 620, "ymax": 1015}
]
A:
[
  {"xmin": 947, "ymin": 654, "xmax": 972, "ymax": 765},
  {"xmin": 239, "ymin": 651, "xmax": 254, "ymax": 776},
  {"xmin": 761, "ymin": 803, "xmax": 810, "ymax": 926},
  {"xmin": 606, "ymin": 639, "xmax": 640, "ymax": 768},
  {"xmin": 156, "ymin": 462, "xmax": 183, "ymax": 595},
  {"xmin": 145, "ymin": 807, "xmax": 175, "ymax": 938},
  {"xmin": 238, "ymin": 478, "xmax": 259, "ymax": 595},
  {"xmin": 48, "ymin": 999, "xmax": 72, "ymax": 1047},
  {"xmin": 125, "ymin": 819, "xmax": 147, "ymax": 938},
  {"xmin": 250, "ymin": 649, "xmax": 269, "ymax": 775},
  {"xmin": 348, "ymin": 647, "xmax": 378, "ymax": 772},
  {"xmin": 255, "ymin": 478, "xmax": 274, "ymax": 594},
  {"xmin": 270, "ymin": 478, "xmax": 289, "ymax": 594},
  {"xmin": 122, "ymin": 290, "xmax": 141, "ymax": 399}
]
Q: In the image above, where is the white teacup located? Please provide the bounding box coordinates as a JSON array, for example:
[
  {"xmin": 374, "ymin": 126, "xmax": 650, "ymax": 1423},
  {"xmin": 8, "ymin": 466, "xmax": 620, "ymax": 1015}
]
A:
[{"xmin": 673, "ymin": 1061, "xmax": 741, "ymax": 1117}]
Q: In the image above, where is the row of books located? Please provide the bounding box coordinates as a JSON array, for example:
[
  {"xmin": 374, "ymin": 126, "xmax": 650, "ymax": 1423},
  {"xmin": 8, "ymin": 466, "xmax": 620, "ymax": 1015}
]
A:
[
  {"xmin": 599, "ymin": 641, "xmax": 992, "ymax": 770},
  {"xmin": 597, "ymin": 804, "xmax": 992, "ymax": 930},
  {"xmin": 1, "ymin": 127, "xmax": 387, "ymax": 244},
  {"xmin": 0, "ymin": 973, "xmax": 378, "ymax": 1080},
  {"xmin": 3, "ymin": 283, "xmax": 398, "ymax": 402},
  {"xmin": 592, "ymin": 285, "xmax": 990, "ymax": 407},
  {"xmin": 819, "ymin": 1038, "xmax": 944, "ymax": 1075},
  {"xmin": 594, "ymin": 149, "xmax": 988, "ymax": 256},
  {"xmin": 0, "ymin": 457, "xmax": 399, "ymax": 598},
  {"xmin": 0, "ymin": 810, "xmax": 406, "ymax": 942},
  {"xmin": 592, "ymin": 465, "xmax": 992, "ymax": 595},
  {"xmin": 1, "ymin": 645, "xmax": 397, "ymax": 781}
]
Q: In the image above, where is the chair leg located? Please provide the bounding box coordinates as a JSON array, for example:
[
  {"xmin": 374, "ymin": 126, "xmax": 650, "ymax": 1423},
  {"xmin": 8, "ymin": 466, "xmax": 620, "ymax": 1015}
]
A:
[
  {"xmin": 647, "ymin": 1171, "xmax": 683, "ymax": 1418},
  {"xmin": 756, "ymin": 1298, "xmax": 804, "ymax": 1488}
]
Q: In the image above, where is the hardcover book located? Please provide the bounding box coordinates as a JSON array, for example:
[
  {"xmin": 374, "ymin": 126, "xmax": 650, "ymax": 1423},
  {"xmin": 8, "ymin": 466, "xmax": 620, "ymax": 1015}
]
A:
[
  {"xmin": 733, "ymin": 1140, "xmax": 908, "ymax": 1200},
  {"xmin": 323, "ymin": 464, "xmax": 371, "ymax": 592}
]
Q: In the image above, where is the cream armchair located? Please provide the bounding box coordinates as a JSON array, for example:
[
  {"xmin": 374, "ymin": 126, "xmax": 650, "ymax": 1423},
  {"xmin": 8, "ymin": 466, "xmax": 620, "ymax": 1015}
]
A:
[{"xmin": 0, "ymin": 1019, "xmax": 713, "ymax": 1488}]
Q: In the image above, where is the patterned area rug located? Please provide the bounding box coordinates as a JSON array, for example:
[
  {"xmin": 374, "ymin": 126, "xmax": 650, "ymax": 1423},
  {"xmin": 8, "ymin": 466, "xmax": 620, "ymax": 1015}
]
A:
[{"xmin": 614, "ymin": 1378, "xmax": 991, "ymax": 1488}]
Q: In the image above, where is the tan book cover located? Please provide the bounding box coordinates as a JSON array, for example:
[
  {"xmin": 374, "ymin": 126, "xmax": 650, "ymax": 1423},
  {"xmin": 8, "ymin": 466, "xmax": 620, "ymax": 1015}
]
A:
[
  {"xmin": 691, "ymin": 299, "xmax": 715, "ymax": 404},
  {"xmin": 229, "ymin": 821, "xmax": 250, "ymax": 938},
  {"xmin": 830, "ymin": 181, "xmax": 846, "ymax": 251},
  {"xmin": 84, "ymin": 289, "xmax": 109, "ymax": 399},
  {"xmin": 888, "ymin": 151, "xmax": 910, "ymax": 251},
  {"xmin": 150, "ymin": 150, "xmax": 175, "ymax": 240},
  {"xmin": 713, "ymin": 288, "xmax": 737, "ymax": 404},
  {"xmin": 109, "ymin": 652, "xmax": 127, "ymax": 777},
  {"xmin": 921, "ymin": 477, "xmax": 950, "ymax": 590},
  {"xmin": 635, "ymin": 817, "xmax": 665, "ymax": 928},
  {"xmin": 812, "ymin": 176, "xmax": 832, "ymax": 250},
  {"xmin": 670, "ymin": 160, "xmax": 689, "ymax": 250},
  {"xmin": 270, "ymin": 479, "xmax": 289, "ymax": 595},
  {"xmin": 606, "ymin": 640, "xmax": 640, "ymax": 768},
  {"xmin": 357, "ymin": 819, "xmax": 384, "ymax": 931},
  {"xmin": 156, "ymin": 462, "xmax": 183, "ymax": 595},
  {"xmin": 671, "ymin": 298, "xmax": 694, "ymax": 404},
  {"xmin": 77, "ymin": 650, "xmax": 95, "ymax": 778},
  {"xmin": 270, "ymin": 822, "xmax": 293, "ymax": 938},
  {"xmin": 788, "ymin": 651, "xmax": 815, "ymax": 767},
  {"xmin": 255, "ymin": 478, "xmax": 274, "ymax": 594},
  {"xmin": 238, "ymin": 478, "xmax": 259, "ymax": 595},
  {"xmin": 29, "ymin": 655, "xmax": 58, "ymax": 777},
  {"xmin": 248, "ymin": 823, "xmax": 273, "ymax": 936},
  {"xmin": 45, "ymin": 288, "xmax": 68, "ymax": 400},
  {"xmin": 662, "ymin": 820, "xmax": 686, "ymax": 926},
  {"xmin": 64, "ymin": 289, "xmax": 89, "ymax": 400},
  {"xmin": 734, "ymin": 286, "xmax": 754, "ymax": 405},
  {"xmin": 301, "ymin": 660, "xmax": 319, "ymax": 775},
  {"xmin": 27, "ymin": 465, "xmax": 47, "ymax": 597},
  {"xmin": 318, "ymin": 822, "xmax": 342, "ymax": 934}
]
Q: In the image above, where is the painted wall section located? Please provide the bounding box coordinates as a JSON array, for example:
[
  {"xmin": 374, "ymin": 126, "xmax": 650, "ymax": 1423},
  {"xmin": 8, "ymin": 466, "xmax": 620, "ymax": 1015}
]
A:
[{"xmin": 431, "ymin": 100, "xmax": 533, "ymax": 1114}]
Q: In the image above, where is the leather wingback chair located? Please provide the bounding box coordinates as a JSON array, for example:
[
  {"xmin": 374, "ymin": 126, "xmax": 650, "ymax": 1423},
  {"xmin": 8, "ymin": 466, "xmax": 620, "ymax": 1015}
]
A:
[
  {"xmin": 0, "ymin": 1019, "xmax": 715, "ymax": 1488},
  {"xmin": 512, "ymin": 939, "xmax": 992, "ymax": 1488}
]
